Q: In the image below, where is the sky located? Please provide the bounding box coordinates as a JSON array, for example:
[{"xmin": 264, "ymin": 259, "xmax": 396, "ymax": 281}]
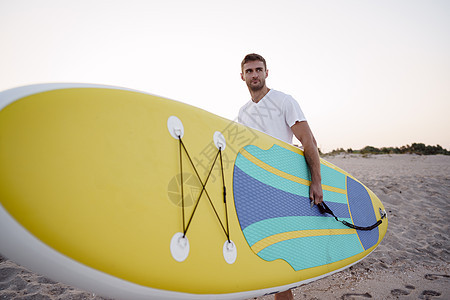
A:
[{"xmin": 1, "ymin": 0, "xmax": 449, "ymax": 153}]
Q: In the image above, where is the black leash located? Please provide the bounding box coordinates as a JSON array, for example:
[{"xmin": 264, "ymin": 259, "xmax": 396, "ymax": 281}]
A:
[{"xmin": 317, "ymin": 201, "xmax": 386, "ymax": 231}]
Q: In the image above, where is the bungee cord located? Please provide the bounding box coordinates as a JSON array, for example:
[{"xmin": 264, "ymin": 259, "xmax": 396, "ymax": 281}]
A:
[{"xmin": 177, "ymin": 136, "xmax": 230, "ymax": 241}]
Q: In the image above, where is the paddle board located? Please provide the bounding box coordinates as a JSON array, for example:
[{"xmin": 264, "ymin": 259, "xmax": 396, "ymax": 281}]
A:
[{"xmin": 0, "ymin": 83, "xmax": 387, "ymax": 299}]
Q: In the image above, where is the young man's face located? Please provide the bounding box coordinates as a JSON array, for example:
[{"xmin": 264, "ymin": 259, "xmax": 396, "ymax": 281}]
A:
[{"xmin": 241, "ymin": 60, "xmax": 268, "ymax": 92}]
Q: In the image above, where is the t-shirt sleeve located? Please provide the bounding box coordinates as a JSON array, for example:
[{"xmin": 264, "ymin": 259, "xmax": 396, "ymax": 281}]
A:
[
  {"xmin": 238, "ymin": 106, "xmax": 243, "ymax": 124},
  {"xmin": 284, "ymin": 96, "xmax": 307, "ymax": 127}
]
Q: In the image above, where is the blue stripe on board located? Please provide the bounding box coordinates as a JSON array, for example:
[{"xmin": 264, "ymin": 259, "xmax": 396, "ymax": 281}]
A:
[
  {"xmin": 233, "ymin": 166, "xmax": 350, "ymax": 230},
  {"xmin": 242, "ymin": 216, "xmax": 354, "ymax": 246},
  {"xmin": 347, "ymin": 177, "xmax": 379, "ymax": 250},
  {"xmin": 235, "ymin": 154, "xmax": 348, "ymax": 204},
  {"xmin": 244, "ymin": 145, "xmax": 346, "ymax": 190},
  {"xmin": 258, "ymin": 234, "xmax": 363, "ymax": 271}
]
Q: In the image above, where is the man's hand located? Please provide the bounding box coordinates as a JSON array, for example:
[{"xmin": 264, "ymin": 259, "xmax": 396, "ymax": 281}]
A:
[{"xmin": 310, "ymin": 179, "xmax": 323, "ymax": 205}]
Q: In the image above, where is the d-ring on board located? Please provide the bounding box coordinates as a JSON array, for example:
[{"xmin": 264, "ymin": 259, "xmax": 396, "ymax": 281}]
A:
[{"xmin": 167, "ymin": 116, "xmax": 184, "ymax": 139}]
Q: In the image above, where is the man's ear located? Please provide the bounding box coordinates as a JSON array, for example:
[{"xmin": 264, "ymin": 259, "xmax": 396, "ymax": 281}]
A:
[
  {"xmin": 265, "ymin": 69, "xmax": 269, "ymax": 78},
  {"xmin": 240, "ymin": 73, "xmax": 245, "ymax": 81}
]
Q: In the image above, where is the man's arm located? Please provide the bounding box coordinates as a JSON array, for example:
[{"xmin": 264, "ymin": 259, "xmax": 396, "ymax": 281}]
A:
[{"xmin": 291, "ymin": 121, "xmax": 323, "ymax": 205}]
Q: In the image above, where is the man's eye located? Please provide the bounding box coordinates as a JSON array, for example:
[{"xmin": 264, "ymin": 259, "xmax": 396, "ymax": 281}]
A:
[{"xmin": 246, "ymin": 70, "xmax": 252, "ymax": 73}]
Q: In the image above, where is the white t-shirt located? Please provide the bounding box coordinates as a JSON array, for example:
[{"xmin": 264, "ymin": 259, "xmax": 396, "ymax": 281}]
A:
[{"xmin": 238, "ymin": 89, "xmax": 306, "ymax": 144}]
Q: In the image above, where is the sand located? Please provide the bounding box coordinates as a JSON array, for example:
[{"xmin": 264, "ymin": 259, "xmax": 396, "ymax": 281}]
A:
[{"xmin": 1, "ymin": 154, "xmax": 449, "ymax": 300}]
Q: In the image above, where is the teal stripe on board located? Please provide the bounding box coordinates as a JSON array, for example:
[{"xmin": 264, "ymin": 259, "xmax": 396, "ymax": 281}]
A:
[
  {"xmin": 244, "ymin": 144, "xmax": 311, "ymax": 180},
  {"xmin": 235, "ymin": 154, "xmax": 310, "ymax": 198},
  {"xmin": 320, "ymin": 161, "xmax": 347, "ymax": 190},
  {"xmin": 258, "ymin": 234, "xmax": 364, "ymax": 271},
  {"xmin": 244, "ymin": 145, "xmax": 346, "ymax": 190},
  {"xmin": 323, "ymin": 189, "xmax": 348, "ymax": 204},
  {"xmin": 235, "ymin": 154, "xmax": 348, "ymax": 204},
  {"xmin": 243, "ymin": 216, "xmax": 354, "ymax": 246}
]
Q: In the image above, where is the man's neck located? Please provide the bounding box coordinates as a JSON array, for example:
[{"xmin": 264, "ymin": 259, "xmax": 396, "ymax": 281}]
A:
[{"xmin": 250, "ymin": 87, "xmax": 270, "ymax": 103}]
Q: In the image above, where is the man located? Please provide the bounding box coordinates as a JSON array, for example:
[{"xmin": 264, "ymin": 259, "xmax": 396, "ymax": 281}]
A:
[{"xmin": 238, "ymin": 53, "xmax": 323, "ymax": 300}]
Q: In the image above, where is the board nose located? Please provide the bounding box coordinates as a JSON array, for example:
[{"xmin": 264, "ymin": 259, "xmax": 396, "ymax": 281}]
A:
[{"xmin": 346, "ymin": 177, "xmax": 380, "ymax": 250}]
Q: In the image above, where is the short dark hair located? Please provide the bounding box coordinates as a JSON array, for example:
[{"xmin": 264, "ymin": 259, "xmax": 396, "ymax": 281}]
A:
[{"xmin": 241, "ymin": 53, "xmax": 267, "ymax": 72}]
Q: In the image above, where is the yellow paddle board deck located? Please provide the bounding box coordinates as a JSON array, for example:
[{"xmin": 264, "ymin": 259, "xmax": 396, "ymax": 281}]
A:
[{"xmin": 0, "ymin": 84, "xmax": 387, "ymax": 299}]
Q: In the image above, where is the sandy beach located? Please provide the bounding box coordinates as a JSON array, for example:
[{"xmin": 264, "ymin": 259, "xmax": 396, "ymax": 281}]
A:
[{"xmin": 1, "ymin": 154, "xmax": 449, "ymax": 299}]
